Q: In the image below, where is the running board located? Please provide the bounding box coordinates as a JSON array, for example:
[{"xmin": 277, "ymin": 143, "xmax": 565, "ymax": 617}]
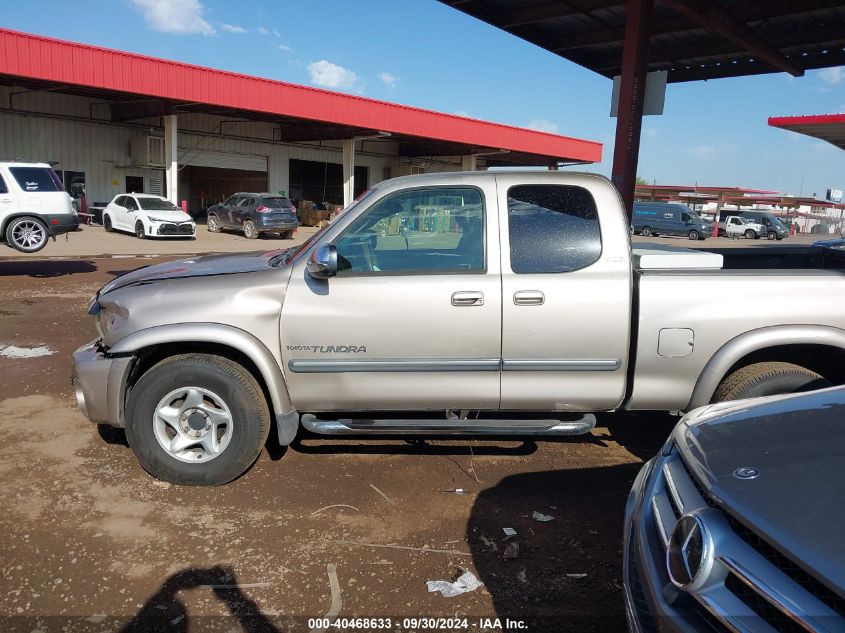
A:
[{"xmin": 300, "ymin": 413, "xmax": 596, "ymax": 436}]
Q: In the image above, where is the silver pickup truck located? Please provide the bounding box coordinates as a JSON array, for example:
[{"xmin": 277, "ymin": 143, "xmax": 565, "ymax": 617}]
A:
[{"xmin": 72, "ymin": 172, "xmax": 845, "ymax": 485}]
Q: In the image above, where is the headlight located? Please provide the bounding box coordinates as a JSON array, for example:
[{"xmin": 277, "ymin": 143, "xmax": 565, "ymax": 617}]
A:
[
  {"xmin": 96, "ymin": 305, "xmax": 118, "ymax": 338},
  {"xmin": 147, "ymin": 216, "xmax": 167, "ymax": 223}
]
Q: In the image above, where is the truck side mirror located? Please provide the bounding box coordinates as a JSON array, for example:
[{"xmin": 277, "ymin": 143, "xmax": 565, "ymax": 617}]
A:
[{"xmin": 307, "ymin": 244, "xmax": 338, "ymax": 279}]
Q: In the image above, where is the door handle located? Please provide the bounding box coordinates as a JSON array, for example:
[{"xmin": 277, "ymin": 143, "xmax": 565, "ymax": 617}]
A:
[
  {"xmin": 513, "ymin": 290, "xmax": 545, "ymax": 306},
  {"xmin": 451, "ymin": 291, "xmax": 484, "ymax": 307}
]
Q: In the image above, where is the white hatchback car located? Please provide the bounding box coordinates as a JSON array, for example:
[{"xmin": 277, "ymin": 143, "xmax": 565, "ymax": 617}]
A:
[
  {"xmin": 102, "ymin": 194, "xmax": 196, "ymax": 239},
  {"xmin": 0, "ymin": 161, "xmax": 78, "ymax": 253}
]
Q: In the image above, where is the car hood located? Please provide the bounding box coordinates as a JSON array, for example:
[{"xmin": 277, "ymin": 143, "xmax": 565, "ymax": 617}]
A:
[
  {"xmin": 98, "ymin": 250, "xmax": 285, "ymax": 297},
  {"xmin": 675, "ymin": 387, "xmax": 845, "ymax": 594},
  {"xmin": 142, "ymin": 210, "xmax": 194, "ymax": 222}
]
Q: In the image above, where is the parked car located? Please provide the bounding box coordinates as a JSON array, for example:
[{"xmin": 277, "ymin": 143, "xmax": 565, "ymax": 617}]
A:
[
  {"xmin": 102, "ymin": 194, "xmax": 195, "ymax": 239},
  {"xmin": 632, "ymin": 201, "xmax": 713, "ymax": 240},
  {"xmin": 72, "ymin": 171, "xmax": 845, "ymax": 484},
  {"xmin": 718, "ymin": 209, "xmax": 788, "ymax": 240},
  {"xmin": 724, "ymin": 215, "xmax": 765, "ymax": 239},
  {"xmin": 206, "ymin": 193, "xmax": 298, "ymax": 239},
  {"xmin": 0, "ymin": 161, "xmax": 79, "ymax": 253},
  {"xmin": 624, "ymin": 385, "xmax": 845, "ymax": 632}
]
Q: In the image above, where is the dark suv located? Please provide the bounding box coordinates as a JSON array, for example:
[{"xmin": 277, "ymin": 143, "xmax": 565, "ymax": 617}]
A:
[{"xmin": 206, "ymin": 193, "xmax": 299, "ymax": 239}]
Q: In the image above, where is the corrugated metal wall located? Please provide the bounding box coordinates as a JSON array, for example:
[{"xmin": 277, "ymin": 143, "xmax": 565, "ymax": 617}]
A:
[{"xmin": 0, "ymin": 88, "xmax": 444, "ymax": 205}]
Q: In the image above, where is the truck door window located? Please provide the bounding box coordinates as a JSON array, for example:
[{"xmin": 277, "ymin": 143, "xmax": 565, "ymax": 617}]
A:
[
  {"xmin": 507, "ymin": 184, "xmax": 601, "ymax": 274},
  {"xmin": 0, "ymin": 174, "xmax": 7, "ymax": 194},
  {"xmin": 334, "ymin": 186, "xmax": 485, "ymax": 274}
]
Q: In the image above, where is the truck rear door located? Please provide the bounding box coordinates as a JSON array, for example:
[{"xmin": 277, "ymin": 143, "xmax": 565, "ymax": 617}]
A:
[{"xmin": 496, "ymin": 174, "xmax": 632, "ymax": 411}]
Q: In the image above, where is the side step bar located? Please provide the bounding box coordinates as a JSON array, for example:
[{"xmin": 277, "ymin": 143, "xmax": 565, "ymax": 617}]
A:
[{"xmin": 300, "ymin": 413, "xmax": 596, "ymax": 436}]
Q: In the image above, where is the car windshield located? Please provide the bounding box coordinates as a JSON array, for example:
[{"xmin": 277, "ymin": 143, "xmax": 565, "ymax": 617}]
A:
[
  {"xmin": 10, "ymin": 166, "xmax": 63, "ymax": 192},
  {"xmin": 261, "ymin": 197, "xmax": 293, "ymax": 208},
  {"xmin": 138, "ymin": 198, "xmax": 181, "ymax": 211}
]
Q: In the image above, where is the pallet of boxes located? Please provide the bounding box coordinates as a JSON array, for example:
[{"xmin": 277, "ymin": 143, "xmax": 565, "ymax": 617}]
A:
[{"xmin": 297, "ymin": 200, "xmax": 342, "ymax": 228}]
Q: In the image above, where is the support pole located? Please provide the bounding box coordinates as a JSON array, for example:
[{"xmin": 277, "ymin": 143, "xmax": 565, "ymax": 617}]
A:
[
  {"xmin": 342, "ymin": 139, "xmax": 355, "ymax": 208},
  {"xmin": 611, "ymin": 0, "xmax": 653, "ymax": 221},
  {"xmin": 461, "ymin": 155, "xmax": 478, "ymax": 171},
  {"xmin": 164, "ymin": 114, "xmax": 178, "ymax": 205}
]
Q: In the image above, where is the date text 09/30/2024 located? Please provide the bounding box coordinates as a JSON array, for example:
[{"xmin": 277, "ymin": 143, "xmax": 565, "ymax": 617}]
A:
[{"xmin": 306, "ymin": 617, "xmax": 528, "ymax": 630}]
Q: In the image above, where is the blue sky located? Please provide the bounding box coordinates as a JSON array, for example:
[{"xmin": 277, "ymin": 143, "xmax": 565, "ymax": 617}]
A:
[{"xmin": 5, "ymin": 0, "xmax": 845, "ymax": 197}]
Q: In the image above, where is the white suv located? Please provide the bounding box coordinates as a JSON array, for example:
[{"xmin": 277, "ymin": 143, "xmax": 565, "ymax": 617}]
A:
[
  {"xmin": 102, "ymin": 194, "xmax": 196, "ymax": 239},
  {"xmin": 0, "ymin": 161, "xmax": 79, "ymax": 253}
]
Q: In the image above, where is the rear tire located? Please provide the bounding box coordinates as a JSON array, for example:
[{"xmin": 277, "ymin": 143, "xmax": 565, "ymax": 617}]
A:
[
  {"xmin": 712, "ymin": 362, "xmax": 831, "ymax": 403},
  {"xmin": 125, "ymin": 354, "xmax": 271, "ymax": 486},
  {"xmin": 103, "ymin": 214, "xmax": 113, "ymax": 232},
  {"xmin": 744, "ymin": 229, "xmax": 755, "ymax": 239},
  {"xmin": 279, "ymin": 230, "xmax": 294, "ymax": 239},
  {"xmin": 5, "ymin": 216, "xmax": 49, "ymax": 253},
  {"xmin": 243, "ymin": 219, "xmax": 258, "ymax": 239},
  {"xmin": 641, "ymin": 226, "xmax": 652, "ymax": 237}
]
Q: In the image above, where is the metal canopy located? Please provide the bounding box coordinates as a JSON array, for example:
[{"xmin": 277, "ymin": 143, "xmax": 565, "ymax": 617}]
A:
[
  {"xmin": 769, "ymin": 114, "xmax": 845, "ymax": 151},
  {"xmin": 441, "ymin": 0, "xmax": 845, "ymax": 82}
]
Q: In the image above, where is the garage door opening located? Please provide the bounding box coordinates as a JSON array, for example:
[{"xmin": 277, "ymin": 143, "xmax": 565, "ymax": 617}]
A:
[
  {"xmin": 178, "ymin": 165, "xmax": 268, "ymax": 216},
  {"xmin": 290, "ymin": 159, "xmax": 368, "ymax": 205}
]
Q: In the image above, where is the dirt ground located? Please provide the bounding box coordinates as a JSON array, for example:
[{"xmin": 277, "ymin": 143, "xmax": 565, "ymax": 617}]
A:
[{"xmin": 0, "ymin": 256, "xmax": 677, "ymax": 632}]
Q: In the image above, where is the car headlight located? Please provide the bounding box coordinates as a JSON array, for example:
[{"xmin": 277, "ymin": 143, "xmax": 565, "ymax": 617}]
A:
[
  {"xmin": 94, "ymin": 302, "xmax": 128, "ymax": 339},
  {"xmin": 147, "ymin": 216, "xmax": 167, "ymax": 223}
]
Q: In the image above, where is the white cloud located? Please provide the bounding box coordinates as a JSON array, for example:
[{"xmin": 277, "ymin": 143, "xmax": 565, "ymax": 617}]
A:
[
  {"xmin": 378, "ymin": 72, "xmax": 397, "ymax": 88},
  {"xmin": 307, "ymin": 60, "xmax": 360, "ymax": 91},
  {"xmin": 221, "ymin": 23, "xmax": 246, "ymax": 33},
  {"xmin": 257, "ymin": 26, "xmax": 270, "ymax": 36},
  {"xmin": 277, "ymin": 43, "xmax": 293, "ymax": 53},
  {"xmin": 643, "ymin": 127, "xmax": 657, "ymax": 139},
  {"xmin": 273, "ymin": 29, "xmax": 281, "ymax": 38},
  {"xmin": 818, "ymin": 66, "xmax": 844, "ymax": 85},
  {"xmin": 131, "ymin": 0, "xmax": 214, "ymax": 35},
  {"xmin": 525, "ymin": 119, "xmax": 560, "ymax": 134}
]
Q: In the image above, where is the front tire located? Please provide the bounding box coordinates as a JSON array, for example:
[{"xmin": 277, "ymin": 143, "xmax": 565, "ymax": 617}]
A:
[
  {"xmin": 767, "ymin": 231, "xmax": 777, "ymax": 240},
  {"xmin": 5, "ymin": 216, "xmax": 49, "ymax": 253},
  {"xmin": 135, "ymin": 221, "xmax": 147, "ymax": 240},
  {"xmin": 712, "ymin": 362, "xmax": 831, "ymax": 403},
  {"xmin": 243, "ymin": 219, "xmax": 258, "ymax": 240},
  {"xmin": 125, "ymin": 354, "xmax": 271, "ymax": 485},
  {"xmin": 744, "ymin": 229, "xmax": 755, "ymax": 240},
  {"xmin": 688, "ymin": 230, "xmax": 700, "ymax": 241},
  {"xmin": 207, "ymin": 214, "xmax": 221, "ymax": 233}
]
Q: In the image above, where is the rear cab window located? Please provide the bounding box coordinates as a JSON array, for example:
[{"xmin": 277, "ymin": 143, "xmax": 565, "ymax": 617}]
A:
[
  {"xmin": 9, "ymin": 166, "xmax": 63, "ymax": 192},
  {"xmin": 507, "ymin": 184, "xmax": 601, "ymax": 273}
]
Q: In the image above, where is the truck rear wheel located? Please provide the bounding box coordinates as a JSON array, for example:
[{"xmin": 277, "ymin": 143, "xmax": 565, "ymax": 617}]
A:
[
  {"xmin": 5, "ymin": 216, "xmax": 49, "ymax": 253},
  {"xmin": 125, "ymin": 354, "xmax": 271, "ymax": 486},
  {"xmin": 712, "ymin": 362, "xmax": 830, "ymax": 402}
]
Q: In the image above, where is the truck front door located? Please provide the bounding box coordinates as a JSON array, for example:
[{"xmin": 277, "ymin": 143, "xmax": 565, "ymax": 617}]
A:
[
  {"xmin": 497, "ymin": 175, "xmax": 632, "ymax": 411},
  {"xmin": 281, "ymin": 182, "xmax": 502, "ymax": 412}
]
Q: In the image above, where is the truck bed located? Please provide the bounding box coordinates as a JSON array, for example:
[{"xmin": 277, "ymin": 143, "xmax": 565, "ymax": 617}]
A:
[{"xmin": 628, "ymin": 243, "xmax": 845, "ymax": 411}]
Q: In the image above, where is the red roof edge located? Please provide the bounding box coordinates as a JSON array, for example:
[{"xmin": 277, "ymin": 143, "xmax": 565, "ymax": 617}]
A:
[
  {"xmin": 0, "ymin": 28, "xmax": 601, "ymax": 164},
  {"xmin": 769, "ymin": 113, "xmax": 845, "ymax": 127}
]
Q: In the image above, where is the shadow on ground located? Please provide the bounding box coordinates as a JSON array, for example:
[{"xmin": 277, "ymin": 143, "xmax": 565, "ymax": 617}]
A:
[{"xmin": 0, "ymin": 259, "xmax": 98, "ymax": 277}]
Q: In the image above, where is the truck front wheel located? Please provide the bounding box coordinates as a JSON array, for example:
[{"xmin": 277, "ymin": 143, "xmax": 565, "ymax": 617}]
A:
[
  {"xmin": 744, "ymin": 229, "xmax": 756, "ymax": 239},
  {"xmin": 125, "ymin": 354, "xmax": 271, "ymax": 485},
  {"xmin": 712, "ymin": 362, "xmax": 830, "ymax": 402}
]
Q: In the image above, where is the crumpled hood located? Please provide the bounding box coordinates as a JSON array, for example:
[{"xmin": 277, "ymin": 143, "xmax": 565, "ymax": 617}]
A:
[
  {"xmin": 98, "ymin": 250, "xmax": 283, "ymax": 296},
  {"xmin": 143, "ymin": 210, "xmax": 194, "ymax": 222},
  {"xmin": 676, "ymin": 387, "xmax": 845, "ymax": 594}
]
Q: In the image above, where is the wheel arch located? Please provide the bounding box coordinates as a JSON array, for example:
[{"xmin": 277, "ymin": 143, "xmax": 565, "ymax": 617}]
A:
[
  {"xmin": 1, "ymin": 212, "xmax": 47, "ymax": 237},
  {"xmin": 686, "ymin": 325, "xmax": 845, "ymax": 410},
  {"xmin": 110, "ymin": 323, "xmax": 295, "ymax": 424}
]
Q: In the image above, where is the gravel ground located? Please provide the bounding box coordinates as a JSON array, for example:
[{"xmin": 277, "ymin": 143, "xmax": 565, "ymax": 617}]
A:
[{"xmin": 0, "ymin": 256, "xmax": 677, "ymax": 632}]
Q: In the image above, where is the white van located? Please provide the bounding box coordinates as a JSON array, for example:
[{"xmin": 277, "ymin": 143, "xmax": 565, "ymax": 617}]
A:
[{"xmin": 0, "ymin": 161, "xmax": 79, "ymax": 253}]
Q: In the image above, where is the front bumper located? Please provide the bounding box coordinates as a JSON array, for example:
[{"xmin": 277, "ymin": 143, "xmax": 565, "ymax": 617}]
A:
[
  {"xmin": 624, "ymin": 442, "xmax": 844, "ymax": 633},
  {"xmin": 154, "ymin": 222, "xmax": 195, "ymax": 237},
  {"xmin": 72, "ymin": 339, "xmax": 133, "ymax": 426}
]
